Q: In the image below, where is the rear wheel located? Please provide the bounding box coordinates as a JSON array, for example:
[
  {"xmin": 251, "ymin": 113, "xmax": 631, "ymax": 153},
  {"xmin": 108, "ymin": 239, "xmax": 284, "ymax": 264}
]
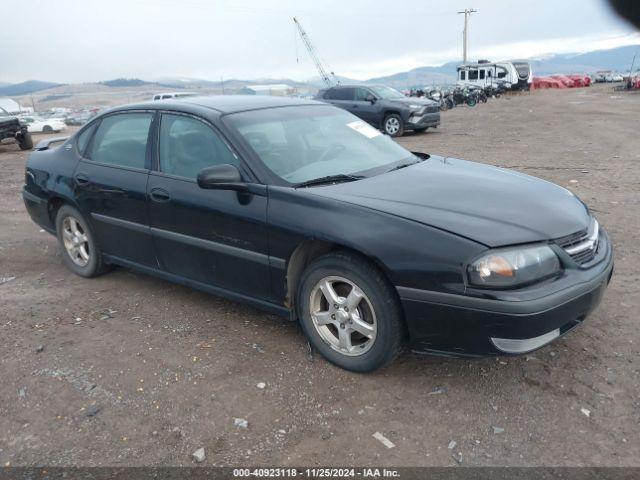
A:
[
  {"xmin": 382, "ymin": 114, "xmax": 404, "ymax": 137},
  {"xmin": 55, "ymin": 205, "xmax": 108, "ymax": 277},
  {"xmin": 43, "ymin": 125, "xmax": 53, "ymax": 133},
  {"xmin": 297, "ymin": 251, "xmax": 405, "ymax": 372}
]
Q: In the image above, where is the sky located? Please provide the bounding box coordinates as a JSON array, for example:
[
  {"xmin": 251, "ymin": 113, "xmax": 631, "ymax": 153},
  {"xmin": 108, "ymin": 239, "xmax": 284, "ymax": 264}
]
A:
[{"xmin": 0, "ymin": 0, "xmax": 638, "ymax": 84}]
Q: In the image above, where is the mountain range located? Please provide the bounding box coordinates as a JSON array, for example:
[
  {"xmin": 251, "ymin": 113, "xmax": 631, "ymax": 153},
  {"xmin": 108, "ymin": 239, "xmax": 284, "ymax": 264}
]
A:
[
  {"xmin": 1, "ymin": 44, "xmax": 638, "ymax": 97},
  {"xmin": 357, "ymin": 44, "xmax": 640, "ymax": 88}
]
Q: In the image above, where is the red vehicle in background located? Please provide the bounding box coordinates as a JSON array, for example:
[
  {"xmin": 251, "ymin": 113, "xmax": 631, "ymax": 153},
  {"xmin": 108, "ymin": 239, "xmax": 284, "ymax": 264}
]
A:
[
  {"xmin": 551, "ymin": 75, "xmax": 577, "ymax": 87},
  {"xmin": 567, "ymin": 75, "xmax": 585, "ymax": 87},
  {"xmin": 533, "ymin": 76, "xmax": 566, "ymax": 89}
]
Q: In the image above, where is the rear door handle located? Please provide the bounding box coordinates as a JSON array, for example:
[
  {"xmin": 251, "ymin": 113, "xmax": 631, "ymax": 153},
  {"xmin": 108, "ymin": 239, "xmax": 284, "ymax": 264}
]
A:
[
  {"xmin": 150, "ymin": 187, "xmax": 171, "ymax": 203},
  {"xmin": 74, "ymin": 173, "xmax": 89, "ymax": 186}
]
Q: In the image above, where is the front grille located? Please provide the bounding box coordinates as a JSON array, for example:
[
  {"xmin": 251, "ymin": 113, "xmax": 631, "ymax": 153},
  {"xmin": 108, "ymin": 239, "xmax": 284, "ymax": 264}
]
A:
[{"xmin": 555, "ymin": 219, "xmax": 599, "ymax": 265}]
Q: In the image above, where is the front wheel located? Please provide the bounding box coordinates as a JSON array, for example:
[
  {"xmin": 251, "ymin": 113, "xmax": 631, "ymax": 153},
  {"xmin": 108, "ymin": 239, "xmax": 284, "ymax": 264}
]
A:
[
  {"xmin": 18, "ymin": 131, "xmax": 33, "ymax": 150},
  {"xmin": 467, "ymin": 96, "xmax": 477, "ymax": 107},
  {"xmin": 382, "ymin": 114, "xmax": 404, "ymax": 137},
  {"xmin": 297, "ymin": 251, "xmax": 405, "ymax": 372}
]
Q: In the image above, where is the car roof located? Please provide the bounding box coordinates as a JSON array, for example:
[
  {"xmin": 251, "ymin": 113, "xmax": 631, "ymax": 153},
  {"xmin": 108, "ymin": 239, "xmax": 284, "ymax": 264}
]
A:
[
  {"xmin": 119, "ymin": 95, "xmax": 324, "ymax": 115},
  {"xmin": 329, "ymin": 84, "xmax": 370, "ymax": 88},
  {"xmin": 328, "ymin": 84, "xmax": 397, "ymax": 89}
]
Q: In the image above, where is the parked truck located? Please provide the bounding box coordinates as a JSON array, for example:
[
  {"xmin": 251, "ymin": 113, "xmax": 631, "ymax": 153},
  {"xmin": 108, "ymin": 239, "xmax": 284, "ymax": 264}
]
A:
[{"xmin": 0, "ymin": 107, "xmax": 33, "ymax": 150}]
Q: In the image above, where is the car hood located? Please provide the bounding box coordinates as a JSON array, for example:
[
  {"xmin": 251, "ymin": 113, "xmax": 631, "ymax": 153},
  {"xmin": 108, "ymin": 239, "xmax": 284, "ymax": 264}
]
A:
[
  {"xmin": 308, "ymin": 156, "xmax": 590, "ymax": 247},
  {"xmin": 388, "ymin": 97, "xmax": 438, "ymax": 107}
]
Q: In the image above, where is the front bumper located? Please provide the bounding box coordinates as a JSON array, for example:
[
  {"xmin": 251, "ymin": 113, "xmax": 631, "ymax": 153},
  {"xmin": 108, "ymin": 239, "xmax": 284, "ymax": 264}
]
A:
[
  {"xmin": 407, "ymin": 111, "xmax": 440, "ymax": 129},
  {"xmin": 398, "ymin": 233, "xmax": 614, "ymax": 357}
]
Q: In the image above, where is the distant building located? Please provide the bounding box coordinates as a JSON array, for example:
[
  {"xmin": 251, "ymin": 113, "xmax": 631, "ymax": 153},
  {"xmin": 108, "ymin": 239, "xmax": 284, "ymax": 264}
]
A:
[
  {"xmin": 0, "ymin": 97, "xmax": 22, "ymax": 114},
  {"xmin": 239, "ymin": 84, "xmax": 295, "ymax": 96}
]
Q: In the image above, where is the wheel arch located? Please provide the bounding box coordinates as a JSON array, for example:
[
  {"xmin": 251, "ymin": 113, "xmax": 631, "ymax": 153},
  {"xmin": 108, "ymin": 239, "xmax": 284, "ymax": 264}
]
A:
[
  {"xmin": 381, "ymin": 109, "xmax": 403, "ymax": 126},
  {"xmin": 284, "ymin": 238, "xmax": 399, "ymax": 316},
  {"xmin": 47, "ymin": 194, "xmax": 80, "ymax": 229}
]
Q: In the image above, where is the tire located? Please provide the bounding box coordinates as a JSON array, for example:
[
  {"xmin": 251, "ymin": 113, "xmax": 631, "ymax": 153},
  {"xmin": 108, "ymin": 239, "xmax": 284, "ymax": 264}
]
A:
[
  {"xmin": 413, "ymin": 127, "xmax": 428, "ymax": 134},
  {"xmin": 43, "ymin": 125, "xmax": 53, "ymax": 133},
  {"xmin": 467, "ymin": 97, "xmax": 477, "ymax": 107},
  {"xmin": 382, "ymin": 114, "xmax": 404, "ymax": 137},
  {"xmin": 297, "ymin": 251, "xmax": 405, "ymax": 372},
  {"xmin": 18, "ymin": 131, "xmax": 33, "ymax": 150},
  {"xmin": 55, "ymin": 205, "xmax": 109, "ymax": 277}
]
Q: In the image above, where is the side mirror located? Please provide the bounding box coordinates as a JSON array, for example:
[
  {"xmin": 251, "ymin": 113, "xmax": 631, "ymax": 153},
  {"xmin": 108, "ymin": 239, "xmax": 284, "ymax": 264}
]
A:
[
  {"xmin": 365, "ymin": 94, "xmax": 376, "ymax": 104},
  {"xmin": 197, "ymin": 164, "xmax": 247, "ymax": 191}
]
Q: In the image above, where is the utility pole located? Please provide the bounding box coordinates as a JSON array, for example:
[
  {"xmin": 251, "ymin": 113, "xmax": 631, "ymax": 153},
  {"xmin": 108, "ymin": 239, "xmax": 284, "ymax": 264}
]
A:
[{"xmin": 457, "ymin": 8, "xmax": 477, "ymax": 64}]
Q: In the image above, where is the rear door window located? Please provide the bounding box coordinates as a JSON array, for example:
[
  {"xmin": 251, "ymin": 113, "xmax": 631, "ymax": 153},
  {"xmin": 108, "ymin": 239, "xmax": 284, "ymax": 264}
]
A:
[
  {"xmin": 88, "ymin": 113, "xmax": 153, "ymax": 169},
  {"xmin": 329, "ymin": 88, "xmax": 355, "ymax": 101},
  {"xmin": 76, "ymin": 122, "xmax": 97, "ymax": 156}
]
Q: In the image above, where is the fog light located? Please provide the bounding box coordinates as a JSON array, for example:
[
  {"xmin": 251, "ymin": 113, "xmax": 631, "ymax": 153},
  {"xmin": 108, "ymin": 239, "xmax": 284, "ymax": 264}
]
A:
[{"xmin": 491, "ymin": 329, "xmax": 560, "ymax": 354}]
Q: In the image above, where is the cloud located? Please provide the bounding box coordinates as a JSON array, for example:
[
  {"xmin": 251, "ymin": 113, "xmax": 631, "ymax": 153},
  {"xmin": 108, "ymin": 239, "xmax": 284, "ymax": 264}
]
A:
[{"xmin": 0, "ymin": 0, "xmax": 636, "ymax": 83}]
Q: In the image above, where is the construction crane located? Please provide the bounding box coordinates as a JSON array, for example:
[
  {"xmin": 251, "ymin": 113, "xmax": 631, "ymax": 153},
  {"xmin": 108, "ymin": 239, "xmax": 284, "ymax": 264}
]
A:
[{"xmin": 293, "ymin": 16, "xmax": 339, "ymax": 88}]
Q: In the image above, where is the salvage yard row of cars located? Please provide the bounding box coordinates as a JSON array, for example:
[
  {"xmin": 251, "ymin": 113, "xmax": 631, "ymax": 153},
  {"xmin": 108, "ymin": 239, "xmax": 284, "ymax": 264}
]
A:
[{"xmin": 22, "ymin": 95, "xmax": 613, "ymax": 372}]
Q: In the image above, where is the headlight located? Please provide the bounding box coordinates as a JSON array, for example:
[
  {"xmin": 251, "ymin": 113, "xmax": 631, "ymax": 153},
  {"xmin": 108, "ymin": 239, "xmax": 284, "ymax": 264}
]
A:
[{"xmin": 467, "ymin": 245, "xmax": 561, "ymax": 288}]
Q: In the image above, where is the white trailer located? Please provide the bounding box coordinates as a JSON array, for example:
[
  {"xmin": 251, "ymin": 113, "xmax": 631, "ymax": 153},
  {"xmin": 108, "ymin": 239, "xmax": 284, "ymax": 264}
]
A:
[{"xmin": 457, "ymin": 60, "xmax": 532, "ymax": 91}]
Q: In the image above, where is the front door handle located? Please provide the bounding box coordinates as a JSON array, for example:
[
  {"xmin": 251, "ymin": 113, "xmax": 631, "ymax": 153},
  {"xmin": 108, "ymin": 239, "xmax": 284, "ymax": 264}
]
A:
[
  {"xmin": 150, "ymin": 187, "xmax": 171, "ymax": 203},
  {"xmin": 75, "ymin": 173, "xmax": 89, "ymax": 186}
]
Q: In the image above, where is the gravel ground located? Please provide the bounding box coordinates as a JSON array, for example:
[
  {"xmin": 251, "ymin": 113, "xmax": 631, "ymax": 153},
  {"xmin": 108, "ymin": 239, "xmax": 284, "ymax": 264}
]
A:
[{"xmin": 0, "ymin": 84, "xmax": 638, "ymax": 467}]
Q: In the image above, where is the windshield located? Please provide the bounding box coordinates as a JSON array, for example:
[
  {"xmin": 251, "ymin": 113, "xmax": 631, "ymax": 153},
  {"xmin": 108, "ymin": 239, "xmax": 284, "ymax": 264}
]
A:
[
  {"xmin": 368, "ymin": 86, "xmax": 406, "ymax": 99},
  {"xmin": 0, "ymin": 107, "xmax": 12, "ymax": 118},
  {"xmin": 226, "ymin": 105, "xmax": 415, "ymax": 185}
]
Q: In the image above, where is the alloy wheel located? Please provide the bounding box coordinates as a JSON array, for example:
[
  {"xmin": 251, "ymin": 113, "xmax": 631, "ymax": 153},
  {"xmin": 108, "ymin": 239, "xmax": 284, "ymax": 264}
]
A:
[
  {"xmin": 309, "ymin": 276, "xmax": 377, "ymax": 356},
  {"xmin": 62, "ymin": 216, "xmax": 90, "ymax": 267},
  {"xmin": 384, "ymin": 117, "xmax": 400, "ymax": 135}
]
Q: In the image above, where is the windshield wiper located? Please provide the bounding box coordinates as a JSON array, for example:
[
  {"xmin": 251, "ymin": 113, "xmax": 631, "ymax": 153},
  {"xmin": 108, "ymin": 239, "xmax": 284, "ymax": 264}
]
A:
[
  {"xmin": 293, "ymin": 174, "xmax": 365, "ymax": 188},
  {"xmin": 387, "ymin": 158, "xmax": 423, "ymax": 173}
]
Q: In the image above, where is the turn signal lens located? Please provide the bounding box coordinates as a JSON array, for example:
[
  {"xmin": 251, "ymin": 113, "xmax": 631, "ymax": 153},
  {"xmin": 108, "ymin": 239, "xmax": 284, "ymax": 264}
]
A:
[
  {"xmin": 468, "ymin": 245, "xmax": 560, "ymax": 288},
  {"xmin": 479, "ymin": 255, "xmax": 514, "ymax": 278}
]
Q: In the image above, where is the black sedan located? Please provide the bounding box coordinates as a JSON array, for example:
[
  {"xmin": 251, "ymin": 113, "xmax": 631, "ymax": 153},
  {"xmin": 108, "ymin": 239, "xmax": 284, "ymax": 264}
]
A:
[{"xmin": 22, "ymin": 96, "xmax": 613, "ymax": 372}]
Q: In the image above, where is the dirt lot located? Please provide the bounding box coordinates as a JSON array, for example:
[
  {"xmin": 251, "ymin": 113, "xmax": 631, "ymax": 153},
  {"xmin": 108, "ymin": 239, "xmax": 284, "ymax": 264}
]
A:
[{"xmin": 1, "ymin": 84, "xmax": 639, "ymax": 467}]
